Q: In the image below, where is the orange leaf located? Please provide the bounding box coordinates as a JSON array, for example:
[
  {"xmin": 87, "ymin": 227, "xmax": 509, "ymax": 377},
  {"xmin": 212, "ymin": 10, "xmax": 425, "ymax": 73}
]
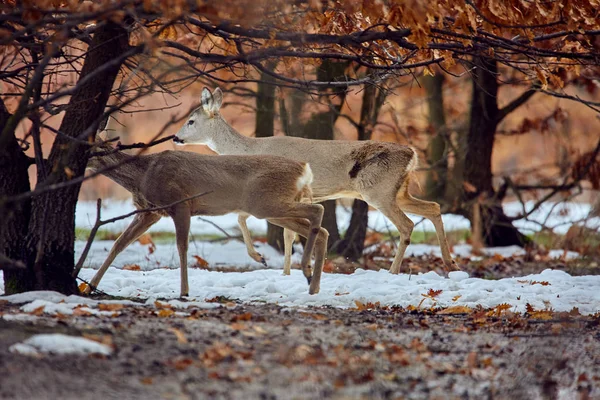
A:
[
  {"xmin": 425, "ymin": 288, "xmax": 443, "ymax": 298},
  {"xmin": 169, "ymin": 327, "xmax": 188, "ymax": 344},
  {"xmin": 154, "ymin": 300, "xmax": 173, "ymax": 309},
  {"xmin": 79, "ymin": 282, "xmax": 90, "ymax": 294},
  {"xmin": 438, "ymin": 305, "xmax": 472, "ymax": 314},
  {"xmin": 123, "ymin": 264, "xmax": 141, "ymax": 271},
  {"xmin": 98, "ymin": 303, "xmax": 125, "ymax": 312},
  {"xmin": 157, "ymin": 309, "xmax": 175, "ymax": 318},
  {"xmin": 29, "ymin": 305, "xmax": 45, "ymax": 316},
  {"xmin": 193, "ymin": 255, "xmax": 209, "ymax": 268}
]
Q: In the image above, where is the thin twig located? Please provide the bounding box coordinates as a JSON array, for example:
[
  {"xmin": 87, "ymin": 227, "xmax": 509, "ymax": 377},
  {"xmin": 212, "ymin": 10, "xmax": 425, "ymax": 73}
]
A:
[{"xmin": 72, "ymin": 190, "xmax": 213, "ymax": 279}]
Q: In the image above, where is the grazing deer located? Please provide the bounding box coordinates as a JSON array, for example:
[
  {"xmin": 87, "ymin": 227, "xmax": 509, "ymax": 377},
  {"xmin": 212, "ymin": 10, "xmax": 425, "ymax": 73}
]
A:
[
  {"xmin": 174, "ymin": 87, "xmax": 460, "ymax": 275},
  {"xmin": 85, "ymin": 131, "xmax": 327, "ymax": 297}
]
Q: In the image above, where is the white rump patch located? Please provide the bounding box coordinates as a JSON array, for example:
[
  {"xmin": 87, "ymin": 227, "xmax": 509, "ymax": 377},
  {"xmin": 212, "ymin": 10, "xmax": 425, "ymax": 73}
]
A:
[
  {"xmin": 407, "ymin": 147, "xmax": 419, "ymax": 172},
  {"xmin": 296, "ymin": 163, "xmax": 314, "ymax": 192}
]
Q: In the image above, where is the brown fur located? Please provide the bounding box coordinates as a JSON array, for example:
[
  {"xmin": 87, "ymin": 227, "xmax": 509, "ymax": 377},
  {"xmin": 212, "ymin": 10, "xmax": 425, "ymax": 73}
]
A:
[
  {"xmin": 175, "ymin": 87, "xmax": 460, "ymax": 275},
  {"xmin": 86, "ymin": 148, "xmax": 327, "ymax": 296}
]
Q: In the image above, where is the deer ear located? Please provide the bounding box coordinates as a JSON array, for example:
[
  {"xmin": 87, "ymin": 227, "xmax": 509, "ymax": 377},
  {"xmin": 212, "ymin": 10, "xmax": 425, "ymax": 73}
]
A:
[
  {"xmin": 201, "ymin": 87, "xmax": 214, "ymax": 112},
  {"xmin": 212, "ymin": 88, "xmax": 223, "ymax": 111}
]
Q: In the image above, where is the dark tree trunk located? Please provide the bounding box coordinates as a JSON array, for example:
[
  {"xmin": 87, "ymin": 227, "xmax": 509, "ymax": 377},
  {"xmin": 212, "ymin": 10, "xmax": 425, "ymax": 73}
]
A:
[
  {"xmin": 0, "ymin": 100, "xmax": 32, "ymax": 292},
  {"xmin": 7, "ymin": 22, "xmax": 130, "ymax": 294},
  {"xmin": 336, "ymin": 81, "xmax": 387, "ymax": 259},
  {"xmin": 464, "ymin": 57, "xmax": 527, "ymax": 247},
  {"xmin": 294, "ymin": 60, "xmax": 350, "ymax": 250},
  {"xmin": 335, "ymin": 200, "xmax": 369, "ymax": 259},
  {"xmin": 301, "ymin": 113, "xmax": 341, "ymax": 250},
  {"xmin": 255, "ymin": 64, "xmax": 285, "ymax": 251},
  {"xmin": 422, "ymin": 74, "xmax": 448, "ymax": 201}
]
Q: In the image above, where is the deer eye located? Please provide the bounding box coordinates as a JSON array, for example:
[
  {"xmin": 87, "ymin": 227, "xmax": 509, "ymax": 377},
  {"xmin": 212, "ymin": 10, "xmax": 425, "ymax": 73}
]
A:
[{"xmin": 188, "ymin": 120, "xmax": 194, "ymax": 126}]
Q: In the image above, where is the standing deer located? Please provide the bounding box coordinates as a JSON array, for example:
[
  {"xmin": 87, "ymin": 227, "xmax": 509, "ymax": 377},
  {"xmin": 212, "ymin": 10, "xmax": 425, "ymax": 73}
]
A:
[
  {"xmin": 174, "ymin": 87, "xmax": 460, "ymax": 275},
  {"xmin": 85, "ymin": 134, "xmax": 327, "ymax": 297}
]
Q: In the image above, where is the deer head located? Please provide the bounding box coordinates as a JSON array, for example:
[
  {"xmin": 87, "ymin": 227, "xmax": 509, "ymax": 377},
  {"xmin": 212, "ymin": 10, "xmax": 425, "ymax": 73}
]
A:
[{"xmin": 173, "ymin": 87, "xmax": 223, "ymax": 146}]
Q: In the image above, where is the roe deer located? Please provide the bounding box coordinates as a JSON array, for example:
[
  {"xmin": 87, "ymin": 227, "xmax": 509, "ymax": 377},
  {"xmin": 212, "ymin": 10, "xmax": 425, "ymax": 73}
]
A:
[
  {"xmin": 85, "ymin": 135, "xmax": 327, "ymax": 296},
  {"xmin": 174, "ymin": 87, "xmax": 460, "ymax": 275}
]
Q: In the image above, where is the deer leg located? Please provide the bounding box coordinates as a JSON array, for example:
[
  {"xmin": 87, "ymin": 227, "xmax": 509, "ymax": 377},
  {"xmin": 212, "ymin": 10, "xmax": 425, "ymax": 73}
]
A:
[
  {"xmin": 265, "ymin": 203, "xmax": 324, "ymax": 285},
  {"xmin": 373, "ymin": 202, "xmax": 415, "ymax": 275},
  {"xmin": 282, "ymin": 228, "xmax": 296, "ymax": 275},
  {"xmin": 268, "ymin": 218, "xmax": 328, "ymax": 294},
  {"xmin": 238, "ymin": 214, "xmax": 267, "ymax": 266},
  {"xmin": 172, "ymin": 206, "xmax": 191, "ymax": 297},
  {"xmin": 397, "ymin": 194, "xmax": 459, "ymax": 272},
  {"xmin": 87, "ymin": 212, "xmax": 161, "ymax": 292}
]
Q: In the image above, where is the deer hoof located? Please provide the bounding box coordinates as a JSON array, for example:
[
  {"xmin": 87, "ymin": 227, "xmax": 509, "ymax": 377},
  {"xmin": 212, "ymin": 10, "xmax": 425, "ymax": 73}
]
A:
[{"xmin": 260, "ymin": 256, "xmax": 267, "ymax": 267}]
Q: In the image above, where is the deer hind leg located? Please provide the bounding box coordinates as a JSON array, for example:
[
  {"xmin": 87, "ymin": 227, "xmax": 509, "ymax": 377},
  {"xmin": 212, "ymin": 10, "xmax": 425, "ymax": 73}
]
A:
[
  {"xmin": 172, "ymin": 205, "xmax": 191, "ymax": 297},
  {"xmin": 268, "ymin": 218, "xmax": 328, "ymax": 294},
  {"xmin": 87, "ymin": 212, "xmax": 161, "ymax": 292},
  {"xmin": 396, "ymin": 193, "xmax": 459, "ymax": 272},
  {"xmin": 238, "ymin": 214, "xmax": 267, "ymax": 266},
  {"xmin": 263, "ymin": 203, "xmax": 324, "ymax": 285},
  {"xmin": 282, "ymin": 228, "xmax": 296, "ymax": 275}
]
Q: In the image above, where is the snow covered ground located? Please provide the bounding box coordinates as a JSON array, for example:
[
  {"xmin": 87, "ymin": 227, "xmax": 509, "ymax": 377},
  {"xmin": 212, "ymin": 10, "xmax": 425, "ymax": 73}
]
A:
[
  {"xmin": 1, "ymin": 268, "xmax": 599, "ymax": 314},
  {"xmin": 1, "ymin": 199, "xmax": 598, "ymax": 316}
]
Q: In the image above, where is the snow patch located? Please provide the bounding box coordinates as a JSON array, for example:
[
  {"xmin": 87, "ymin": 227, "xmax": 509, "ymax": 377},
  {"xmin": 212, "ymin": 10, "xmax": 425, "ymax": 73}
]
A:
[{"xmin": 10, "ymin": 334, "xmax": 112, "ymax": 356}]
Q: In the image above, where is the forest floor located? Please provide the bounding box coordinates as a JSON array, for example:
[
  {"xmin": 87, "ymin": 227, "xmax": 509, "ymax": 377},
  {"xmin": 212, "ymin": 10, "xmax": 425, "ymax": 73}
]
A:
[{"xmin": 1, "ymin": 258, "xmax": 600, "ymax": 400}]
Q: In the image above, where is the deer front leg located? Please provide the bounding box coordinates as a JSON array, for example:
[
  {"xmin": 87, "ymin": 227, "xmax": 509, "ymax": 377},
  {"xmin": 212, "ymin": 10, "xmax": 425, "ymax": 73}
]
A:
[
  {"xmin": 238, "ymin": 214, "xmax": 267, "ymax": 266},
  {"xmin": 86, "ymin": 212, "xmax": 161, "ymax": 293},
  {"xmin": 173, "ymin": 206, "xmax": 191, "ymax": 297}
]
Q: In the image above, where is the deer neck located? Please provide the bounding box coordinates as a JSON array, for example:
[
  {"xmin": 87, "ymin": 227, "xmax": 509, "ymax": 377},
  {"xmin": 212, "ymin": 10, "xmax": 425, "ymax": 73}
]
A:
[
  {"xmin": 89, "ymin": 150, "xmax": 146, "ymax": 193},
  {"xmin": 205, "ymin": 117, "xmax": 254, "ymax": 155}
]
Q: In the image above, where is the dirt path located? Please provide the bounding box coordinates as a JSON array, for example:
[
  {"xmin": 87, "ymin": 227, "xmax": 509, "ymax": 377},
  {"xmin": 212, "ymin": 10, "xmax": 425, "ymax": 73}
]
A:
[{"xmin": 1, "ymin": 300, "xmax": 598, "ymax": 400}]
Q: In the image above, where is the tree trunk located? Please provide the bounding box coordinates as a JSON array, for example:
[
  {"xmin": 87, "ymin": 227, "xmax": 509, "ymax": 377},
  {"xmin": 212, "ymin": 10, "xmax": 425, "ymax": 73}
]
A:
[
  {"xmin": 422, "ymin": 74, "xmax": 448, "ymax": 201},
  {"xmin": 255, "ymin": 64, "xmax": 285, "ymax": 251},
  {"xmin": 293, "ymin": 60, "xmax": 349, "ymax": 250},
  {"xmin": 0, "ymin": 100, "xmax": 32, "ymax": 292},
  {"xmin": 8, "ymin": 22, "xmax": 130, "ymax": 294},
  {"xmin": 336, "ymin": 81, "xmax": 387, "ymax": 259},
  {"xmin": 463, "ymin": 57, "xmax": 527, "ymax": 247},
  {"xmin": 301, "ymin": 106, "xmax": 342, "ymax": 250}
]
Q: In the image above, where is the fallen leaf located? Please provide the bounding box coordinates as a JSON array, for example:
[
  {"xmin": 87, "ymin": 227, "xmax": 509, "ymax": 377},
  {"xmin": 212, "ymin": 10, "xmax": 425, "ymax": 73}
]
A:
[
  {"xmin": 73, "ymin": 307, "xmax": 92, "ymax": 316},
  {"xmin": 154, "ymin": 301, "xmax": 173, "ymax": 309},
  {"xmin": 123, "ymin": 264, "xmax": 141, "ymax": 271},
  {"xmin": 231, "ymin": 312, "xmax": 252, "ymax": 322},
  {"xmin": 98, "ymin": 303, "xmax": 125, "ymax": 312},
  {"xmin": 29, "ymin": 305, "xmax": 45, "ymax": 316},
  {"xmin": 452, "ymin": 295, "xmax": 462, "ymax": 302},
  {"xmin": 167, "ymin": 357, "xmax": 194, "ymax": 370},
  {"xmin": 424, "ymin": 289, "xmax": 443, "ymax": 298},
  {"xmin": 140, "ymin": 377, "xmax": 153, "ymax": 385},
  {"xmin": 193, "ymin": 255, "xmax": 209, "ymax": 269},
  {"xmin": 78, "ymin": 283, "xmax": 90, "ymax": 294},
  {"xmin": 157, "ymin": 309, "xmax": 175, "ymax": 318},
  {"xmin": 438, "ymin": 305, "xmax": 472, "ymax": 314},
  {"xmin": 169, "ymin": 327, "xmax": 188, "ymax": 344},
  {"xmin": 230, "ymin": 322, "xmax": 247, "ymax": 330}
]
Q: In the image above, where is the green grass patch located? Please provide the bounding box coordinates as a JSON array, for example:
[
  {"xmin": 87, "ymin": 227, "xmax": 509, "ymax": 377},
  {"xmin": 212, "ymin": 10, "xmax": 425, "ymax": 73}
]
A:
[{"xmin": 75, "ymin": 228, "xmax": 231, "ymax": 243}]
